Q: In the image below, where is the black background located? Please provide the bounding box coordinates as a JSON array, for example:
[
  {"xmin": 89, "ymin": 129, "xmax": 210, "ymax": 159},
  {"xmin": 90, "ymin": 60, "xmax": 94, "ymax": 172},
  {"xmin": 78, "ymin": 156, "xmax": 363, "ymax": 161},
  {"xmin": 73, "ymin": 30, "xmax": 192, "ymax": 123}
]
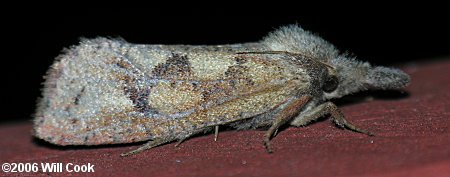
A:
[{"xmin": 2, "ymin": 7, "xmax": 449, "ymax": 122}]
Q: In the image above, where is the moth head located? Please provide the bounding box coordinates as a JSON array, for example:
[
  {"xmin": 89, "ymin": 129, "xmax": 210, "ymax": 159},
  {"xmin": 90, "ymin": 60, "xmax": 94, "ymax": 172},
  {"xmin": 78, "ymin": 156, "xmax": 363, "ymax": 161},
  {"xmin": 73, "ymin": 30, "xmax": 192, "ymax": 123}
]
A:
[{"xmin": 323, "ymin": 55, "xmax": 410, "ymax": 99}]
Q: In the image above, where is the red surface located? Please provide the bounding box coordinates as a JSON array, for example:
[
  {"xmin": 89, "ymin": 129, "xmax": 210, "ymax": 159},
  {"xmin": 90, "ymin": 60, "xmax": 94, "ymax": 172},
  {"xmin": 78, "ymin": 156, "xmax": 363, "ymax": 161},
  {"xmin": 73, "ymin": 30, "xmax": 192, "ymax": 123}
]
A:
[{"xmin": 1, "ymin": 60, "xmax": 449, "ymax": 177}]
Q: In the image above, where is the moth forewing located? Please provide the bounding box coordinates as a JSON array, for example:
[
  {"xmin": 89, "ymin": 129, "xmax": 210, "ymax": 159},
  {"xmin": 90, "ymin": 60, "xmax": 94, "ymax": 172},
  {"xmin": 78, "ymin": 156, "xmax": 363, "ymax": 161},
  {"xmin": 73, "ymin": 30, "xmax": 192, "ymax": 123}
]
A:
[{"xmin": 34, "ymin": 43, "xmax": 306, "ymax": 150}]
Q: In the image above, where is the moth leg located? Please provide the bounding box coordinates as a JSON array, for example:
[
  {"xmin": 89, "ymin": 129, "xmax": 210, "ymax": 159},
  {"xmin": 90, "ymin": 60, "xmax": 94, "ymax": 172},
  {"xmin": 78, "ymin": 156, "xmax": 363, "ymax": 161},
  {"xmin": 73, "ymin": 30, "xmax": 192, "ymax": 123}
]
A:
[
  {"xmin": 273, "ymin": 128, "xmax": 279, "ymax": 137},
  {"xmin": 120, "ymin": 138, "xmax": 169, "ymax": 157},
  {"xmin": 174, "ymin": 128, "xmax": 208, "ymax": 147},
  {"xmin": 329, "ymin": 103, "xmax": 374, "ymax": 136},
  {"xmin": 214, "ymin": 125, "xmax": 219, "ymax": 141},
  {"xmin": 290, "ymin": 102, "xmax": 330, "ymax": 126},
  {"xmin": 174, "ymin": 125, "xmax": 220, "ymax": 148},
  {"xmin": 290, "ymin": 102, "xmax": 374, "ymax": 136},
  {"xmin": 264, "ymin": 95, "xmax": 311, "ymax": 153},
  {"xmin": 174, "ymin": 138, "xmax": 186, "ymax": 147}
]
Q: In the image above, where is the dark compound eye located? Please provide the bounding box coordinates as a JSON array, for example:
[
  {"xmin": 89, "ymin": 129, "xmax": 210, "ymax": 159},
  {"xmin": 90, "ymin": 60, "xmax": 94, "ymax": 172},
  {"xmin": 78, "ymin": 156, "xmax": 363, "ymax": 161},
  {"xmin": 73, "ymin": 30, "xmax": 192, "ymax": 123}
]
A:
[{"xmin": 323, "ymin": 75, "xmax": 339, "ymax": 93}]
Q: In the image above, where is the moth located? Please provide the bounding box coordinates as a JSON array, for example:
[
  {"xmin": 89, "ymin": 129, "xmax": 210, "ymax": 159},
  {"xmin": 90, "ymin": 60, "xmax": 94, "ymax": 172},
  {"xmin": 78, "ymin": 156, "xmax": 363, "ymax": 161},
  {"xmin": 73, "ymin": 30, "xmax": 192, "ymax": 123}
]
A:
[{"xmin": 34, "ymin": 25, "xmax": 410, "ymax": 156}]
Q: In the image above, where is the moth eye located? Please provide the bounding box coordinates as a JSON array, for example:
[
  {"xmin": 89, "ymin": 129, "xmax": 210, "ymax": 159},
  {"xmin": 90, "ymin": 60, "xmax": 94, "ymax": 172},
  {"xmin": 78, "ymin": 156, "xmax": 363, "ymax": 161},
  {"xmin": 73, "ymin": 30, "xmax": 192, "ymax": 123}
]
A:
[{"xmin": 323, "ymin": 75, "xmax": 339, "ymax": 93}]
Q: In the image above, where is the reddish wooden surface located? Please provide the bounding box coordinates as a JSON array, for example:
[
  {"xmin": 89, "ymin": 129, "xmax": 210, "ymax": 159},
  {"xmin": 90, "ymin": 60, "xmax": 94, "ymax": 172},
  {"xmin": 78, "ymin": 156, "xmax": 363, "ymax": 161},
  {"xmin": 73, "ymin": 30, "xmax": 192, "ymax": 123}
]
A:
[{"xmin": 1, "ymin": 60, "xmax": 449, "ymax": 177}]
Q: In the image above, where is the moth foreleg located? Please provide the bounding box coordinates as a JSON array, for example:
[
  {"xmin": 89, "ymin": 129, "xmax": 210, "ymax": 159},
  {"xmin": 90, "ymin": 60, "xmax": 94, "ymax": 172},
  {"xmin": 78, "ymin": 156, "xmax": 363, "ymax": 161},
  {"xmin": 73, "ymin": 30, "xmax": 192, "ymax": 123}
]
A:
[
  {"xmin": 328, "ymin": 102, "xmax": 374, "ymax": 136},
  {"xmin": 290, "ymin": 102, "xmax": 374, "ymax": 136},
  {"xmin": 289, "ymin": 102, "xmax": 330, "ymax": 126},
  {"xmin": 264, "ymin": 95, "xmax": 311, "ymax": 153}
]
